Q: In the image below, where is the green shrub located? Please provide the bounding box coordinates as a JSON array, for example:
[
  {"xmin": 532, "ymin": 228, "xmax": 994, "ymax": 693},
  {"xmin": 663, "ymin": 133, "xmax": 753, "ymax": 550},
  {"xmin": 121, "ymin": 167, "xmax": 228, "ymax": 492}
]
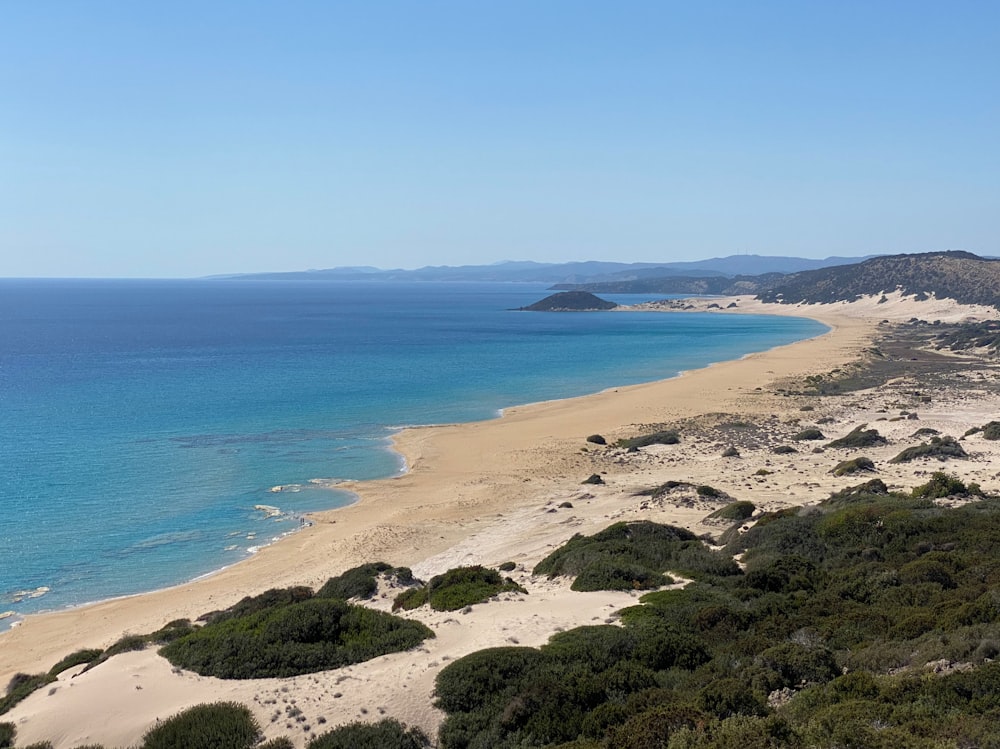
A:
[
  {"xmin": 0, "ymin": 723, "xmax": 14, "ymax": 749},
  {"xmin": 586, "ymin": 434, "xmax": 607, "ymax": 445},
  {"xmin": 707, "ymin": 501, "xmax": 755, "ymax": 522},
  {"xmin": 982, "ymin": 421, "xmax": 1000, "ymax": 440},
  {"xmin": 48, "ymin": 648, "xmax": 104, "ymax": 676},
  {"xmin": 161, "ymin": 598, "xmax": 433, "ymax": 678},
  {"xmin": 148, "ymin": 618, "xmax": 196, "ymax": 644},
  {"xmin": 534, "ymin": 521, "xmax": 739, "ymax": 589},
  {"xmin": 792, "ymin": 428, "xmax": 825, "ymax": 441},
  {"xmin": 259, "ymin": 740, "xmax": 294, "ymax": 749},
  {"xmin": 772, "ymin": 445, "xmax": 796, "ymax": 454},
  {"xmin": 890, "ymin": 436, "xmax": 967, "ymax": 463},
  {"xmin": 667, "ymin": 715, "xmax": 799, "ymax": 749},
  {"xmin": 314, "ymin": 562, "xmax": 416, "ymax": 600},
  {"xmin": 911, "ymin": 471, "xmax": 981, "ymax": 499},
  {"xmin": 392, "ymin": 587, "xmax": 428, "ymax": 611},
  {"xmin": 435, "ymin": 647, "xmax": 546, "ymax": 714},
  {"xmin": 754, "ymin": 642, "xmax": 839, "ymax": 688},
  {"xmin": 141, "ymin": 702, "xmax": 259, "ymax": 749},
  {"xmin": 635, "ymin": 480, "xmax": 688, "ymax": 498},
  {"xmin": 0, "ymin": 673, "xmax": 56, "ymax": 716},
  {"xmin": 618, "ymin": 430, "xmax": 680, "ymax": 449},
  {"xmin": 605, "ymin": 704, "xmax": 706, "ymax": 749},
  {"xmin": 831, "ymin": 456, "xmax": 875, "ymax": 476},
  {"xmin": 697, "ymin": 678, "xmax": 767, "ymax": 719},
  {"xmin": 393, "ymin": 565, "xmax": 525, "ymax": 612},
  {"xmin": 695, "ymin": 485, "xmax": 725, "ymax": 498},
  {"xmin": 199, "ymin": 586, "xmax": 314, "ymax": 624},
  {"xmin": 573, "ymin": 560, "xmax": 671, "ymax": 591},
  {"xmin": 827, "ymin": 424, "xmax": 887, "ymax": 449},
  {"xmin": 307, "ymin": 718, "xmax": 430, "ymax": 748},
  {"xmin": 498, "ymin": 561, "xmax": 516, "ymax": 572}
]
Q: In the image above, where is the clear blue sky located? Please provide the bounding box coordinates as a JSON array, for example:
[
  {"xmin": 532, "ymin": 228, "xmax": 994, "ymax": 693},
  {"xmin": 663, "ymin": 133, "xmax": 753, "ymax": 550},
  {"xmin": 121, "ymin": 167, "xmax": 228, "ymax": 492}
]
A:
[{"xmin": 2, "ymin": 1, "xmax": 997, "ymax": 277}]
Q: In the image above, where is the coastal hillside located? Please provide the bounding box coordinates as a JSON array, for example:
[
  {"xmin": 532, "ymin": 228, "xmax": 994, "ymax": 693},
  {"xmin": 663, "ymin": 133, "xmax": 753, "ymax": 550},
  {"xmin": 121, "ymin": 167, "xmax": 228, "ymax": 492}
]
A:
[
  {"xmin": 757, "ymin": 251, "xmax": 1000, "ymax": 309},
  {"xmin": 560, "ymin": 251, "xmax": 1000, "ymax": 311},
  {"xmin": 550, "ymin": 273, "xmax": 785, "ymax": 296}
]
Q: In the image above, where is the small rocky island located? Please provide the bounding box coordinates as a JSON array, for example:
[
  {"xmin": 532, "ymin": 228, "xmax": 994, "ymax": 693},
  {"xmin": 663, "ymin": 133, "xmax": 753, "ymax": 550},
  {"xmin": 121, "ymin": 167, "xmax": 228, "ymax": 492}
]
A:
[{"xmin": 519, "ymin": 291, "xmax": 618, "ymax": 311}]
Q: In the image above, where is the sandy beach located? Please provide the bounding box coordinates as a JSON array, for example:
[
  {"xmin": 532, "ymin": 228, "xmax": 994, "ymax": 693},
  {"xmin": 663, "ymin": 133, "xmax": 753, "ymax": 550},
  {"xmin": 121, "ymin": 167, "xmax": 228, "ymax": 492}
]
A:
[{"xmin": 4, "ymin": 294, "xmax": 1000, "ymax": 747}]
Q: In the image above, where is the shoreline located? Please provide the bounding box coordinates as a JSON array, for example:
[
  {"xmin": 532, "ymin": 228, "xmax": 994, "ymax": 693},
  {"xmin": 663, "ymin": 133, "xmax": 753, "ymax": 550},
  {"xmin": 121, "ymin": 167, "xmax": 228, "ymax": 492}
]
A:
[
  {"xmin": 7, "ymin": 293, "xmax": 1000, "ymax": 746},
  {"xmin": 0, "ymin": 301, "xmax": 858, "ymax": 684},
  {"xmin": 0, "ymin": 306, "xmax": 824, "ymax": 636}
]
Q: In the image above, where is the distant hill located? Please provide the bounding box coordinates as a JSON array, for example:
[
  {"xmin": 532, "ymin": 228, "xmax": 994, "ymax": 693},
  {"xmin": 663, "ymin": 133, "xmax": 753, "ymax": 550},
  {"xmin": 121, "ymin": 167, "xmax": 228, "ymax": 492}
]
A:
[
  {"xmin": 552, "ymin": 273, "xmax": 786, "ymax": 295},
  {"xmin": 217, "ymin": 255, "xmax": 874, "ymax": 285},
  {"xmin": 757, "ymin": 251, "xmax": 1000, "ymax": 309},
  {"xmin": 519, "ymin": 291, "xmax": 618, "ymax": 311}
]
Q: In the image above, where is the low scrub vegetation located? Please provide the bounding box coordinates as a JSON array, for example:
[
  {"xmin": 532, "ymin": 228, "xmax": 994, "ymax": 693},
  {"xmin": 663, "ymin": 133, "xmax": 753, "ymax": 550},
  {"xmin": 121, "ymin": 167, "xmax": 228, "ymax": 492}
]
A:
[
  {"xmin": 307, "ymin": 718, "xmax": 430, "ymax": 748},
  {"xmin": 393, "ymin": 566, "xmax": 526, "ymax": 612},
  {"xmin": 533, "ymin": 521, "xmax": 740, "ymax": 591},
  {"xmin": 0, "ymin": 673, "xmax": 56, "ymax": 716},
  {"xmin": 433, "ymin": 474, "xmax": 1000, "ymax": 747},
  {"xmin": 618, "ymin": 430, "xmax": 680, "ymax": 449},
  {"xmin": 831, "ymin": 456, "xmax": 875, "ymax": 476},
  {"xmin": 315, "ymin": 562, "xmax": 415, "ymax": 601},
  {"xmin": 707, "ymin": 501, "xmax": 755, "ymax": 522},
  {"xmin": 889, "ymin": 435, "xmax": 967, "ymax": 463},
  {"xmin": 141, "ymin": 702, "xmax": 259, "ymax": 749},
  {"xmin": 161, "ymin": 596, "xmax": 432, "ymax": 679},
  {"xmin": 47, "ymin": 648, "xmax": 103, "ymax": 676},
  {"xmin": 791, "ymin": 428, "xmax": 825, "ymax": 441},
  {"xmin": 826, "ymin": 424, "xmax": 887, "ymax": 449}
]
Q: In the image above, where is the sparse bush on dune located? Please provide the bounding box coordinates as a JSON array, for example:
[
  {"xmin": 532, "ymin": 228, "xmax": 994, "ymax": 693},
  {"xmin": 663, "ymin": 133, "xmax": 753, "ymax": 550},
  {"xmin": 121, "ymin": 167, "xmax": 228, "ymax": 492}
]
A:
[
  {"xmin": 791, "ymin": 428, "xmax": 825, "ymax": 441},
  {"xmin": 707, "ymin": 501, "xmax": 755, "ymax": 522},
  {"xmin": 534, "ymin": 520, "xmax": 740, "ymax": 590},
  {"xmin": 889, "ymin": 435, "xmax": 967, "ymax": 463},
  {"xmin": 831, "ymin": 456, "xmax": 875, "ymax": 476},
  {"xmin": 0, "ymin": 722, "xmax": 15, "ymax": 749},
  {"xmin": 140, "ymin": 702, "xmax": 259, "ymax": 749},
  {"xmin": 0, "ymin": 673, "xmax": 56, "ymax": 717},
  {"xmin": 826, "ymin": 424, "xmax": 887, "ymax": 449},
  {"xmin": 306, "ymin": 718, "xmax": 430, "ymax": 749},
  {"xmin": 315, "ymin": 562, "xmax": 417, "ymax": 601},
  {"xmin": 47, "ymin": 648, "xmax": 103, "ymax": 676},
  {"xmin": 392, "ymin": 565, "xmax": 526, "ymax": 612},
  {"xmin": 161, "ymin": 596, "xmax": 433, "ymax": 679},
  {"xmin": 618, "ymin": 430, "xmax": 680, "ymax": 449}
]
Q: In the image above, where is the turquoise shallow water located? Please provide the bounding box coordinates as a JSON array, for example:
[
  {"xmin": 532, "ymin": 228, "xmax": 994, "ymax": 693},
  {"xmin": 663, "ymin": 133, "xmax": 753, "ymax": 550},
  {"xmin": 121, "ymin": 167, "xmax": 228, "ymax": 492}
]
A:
[{"xmin": 0, "ymin": 280, "xmax": 826, "ymax": 624}]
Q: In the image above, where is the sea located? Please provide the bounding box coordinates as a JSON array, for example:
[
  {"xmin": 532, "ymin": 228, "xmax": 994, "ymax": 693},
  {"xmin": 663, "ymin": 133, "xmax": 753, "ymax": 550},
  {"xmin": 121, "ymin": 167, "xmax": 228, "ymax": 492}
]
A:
[{"xmin": 0, "ymin": 279, "xmax": 827, "ymax": 627}]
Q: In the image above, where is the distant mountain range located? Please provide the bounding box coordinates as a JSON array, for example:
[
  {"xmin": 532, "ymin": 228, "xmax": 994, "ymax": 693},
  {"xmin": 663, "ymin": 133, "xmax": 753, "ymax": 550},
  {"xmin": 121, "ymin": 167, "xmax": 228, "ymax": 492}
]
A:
[
  {"xmin": 216, "ymin": 254, "xmax": 875, "ymax": 285},
  {"xmin": 561, "ymin": 251, "xmax": 1000, "ymax": 310},
  {"xmin": 219, "ymin": 251, "xmax": 1000, "ymax": 310}
]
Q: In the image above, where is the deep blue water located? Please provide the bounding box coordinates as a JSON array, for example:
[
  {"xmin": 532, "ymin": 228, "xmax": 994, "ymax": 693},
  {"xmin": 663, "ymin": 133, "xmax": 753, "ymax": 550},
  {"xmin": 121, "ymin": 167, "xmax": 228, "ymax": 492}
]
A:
[{"xmin": 0, "ymin": 280, "xmax": 826, "ymax": 624}]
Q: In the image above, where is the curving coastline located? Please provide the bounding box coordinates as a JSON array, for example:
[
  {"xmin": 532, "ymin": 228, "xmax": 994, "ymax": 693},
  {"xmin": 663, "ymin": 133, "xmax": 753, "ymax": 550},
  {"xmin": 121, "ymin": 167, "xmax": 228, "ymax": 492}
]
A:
[
  {"xmin": 7, "ymin": 294, "xmax": 999, "ymax": 746},
  {"xmin": 0, "ymin": 302, "xmax": 851, "ymax": 678}
]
